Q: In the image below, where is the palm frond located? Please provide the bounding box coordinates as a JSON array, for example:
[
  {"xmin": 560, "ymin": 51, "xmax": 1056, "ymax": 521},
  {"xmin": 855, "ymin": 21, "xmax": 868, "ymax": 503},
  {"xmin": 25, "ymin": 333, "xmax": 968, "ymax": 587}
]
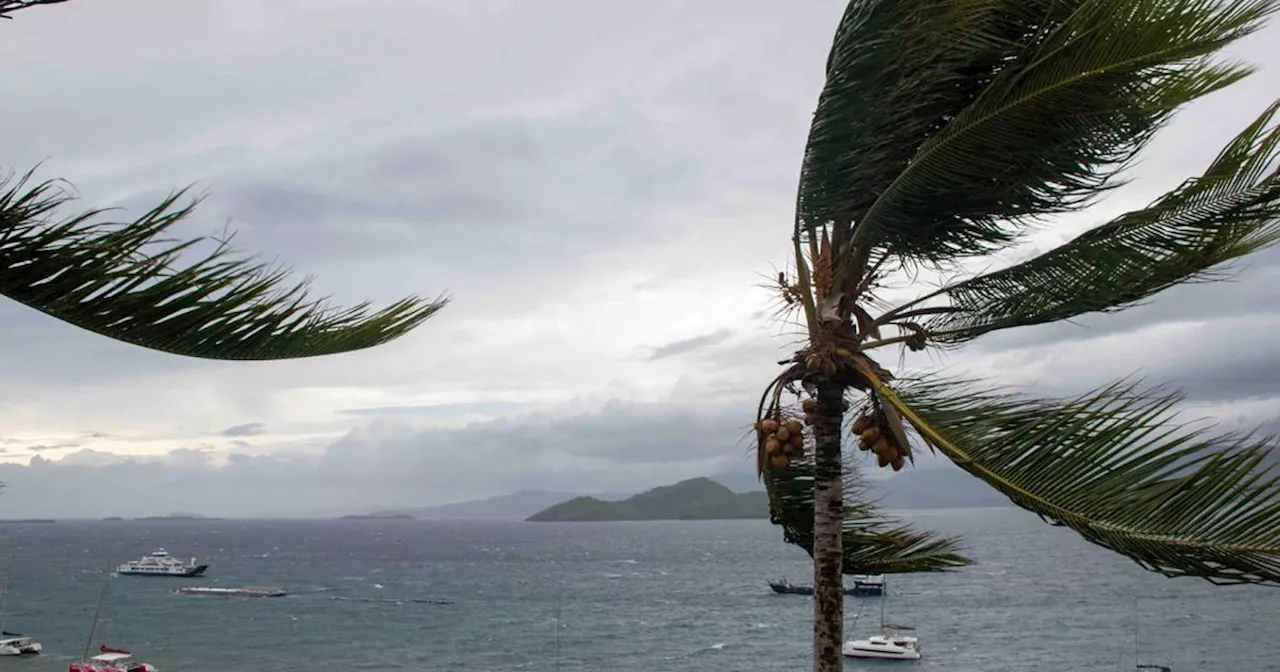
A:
[
  {"xmin": 798, "ymin": 0, "xmax": 1015, "ymax": 260},
  {"xmin": 801, "ymin": 0, "xmax": 1276, "ymax": 267},
  {"xmin": 764, "ymin": 453, "xmax": 971, "ymax": 574},
  {"xmin": 865, "ymin": 370, "xmax": 1280, "ymax": 585},
  {"xmin": 907, "ymin": 101, "xmax": 1280, "ymax": 344},
  {"xmin": 0, "ymin": 0, "xmax": 68, "ymax": 18},
  {"xmin": 0, "ymin": 172, "xmax": 446, "ymax": 360}
]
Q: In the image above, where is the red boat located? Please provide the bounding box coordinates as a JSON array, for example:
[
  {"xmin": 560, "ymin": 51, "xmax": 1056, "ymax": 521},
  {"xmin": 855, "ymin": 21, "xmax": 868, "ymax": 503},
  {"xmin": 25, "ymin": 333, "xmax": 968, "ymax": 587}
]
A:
[
  {"xmin": 69, "ymin": 573, "xmax": 158, "ymax": 672},
  {"xmin": 69, "ymin": 645, "xmax": 156, "ymax": 672}
]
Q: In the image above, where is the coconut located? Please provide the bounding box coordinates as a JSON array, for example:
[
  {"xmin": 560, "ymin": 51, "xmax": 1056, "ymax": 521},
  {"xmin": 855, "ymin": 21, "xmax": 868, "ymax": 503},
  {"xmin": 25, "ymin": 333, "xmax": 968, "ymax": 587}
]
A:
[
  {"xmin": 775, "ymin": 426, "xmax": 792, "ymax": 442},
  {"xmin": 785, "ymin": 419, "xmax": 804, "ymax": 435},
  {"xmin": 765, "ymin": 438, "xmax": 782, "ymax": 455},
  {"xmin": 860, "ymin": 426, "xmax": 880, "ymax": 443},
  {"xmin": 858, "ymin": 438, "xmax": 872, "ymax": 452},
  {"xmin": 802, "ymin": 398, "xmax": 818, "ymax": 413},
  {"xmin": 769, "ymin": 454, "xmax": 789, "ymax": 470},
  {"xmin": 788, "ymin": 434, "xmax": 805, "ymax": 449},
  {"xmin": 890, "ymin": 455, "xmax": 905, "ymax": 472},
  {"xmin": 877, "ymin": 453, "xmax": 890, "ymax": 468},
  {"xmin": 760, "ymin": 418, "xmax": 780, "ymax": 433},
  {"xmin": 850, "ymin": 416, "xmax": 872, "ymax": 434},
  {"xmin": 803, "ymin": 413, "xmax": 816, "ymax": 426}
]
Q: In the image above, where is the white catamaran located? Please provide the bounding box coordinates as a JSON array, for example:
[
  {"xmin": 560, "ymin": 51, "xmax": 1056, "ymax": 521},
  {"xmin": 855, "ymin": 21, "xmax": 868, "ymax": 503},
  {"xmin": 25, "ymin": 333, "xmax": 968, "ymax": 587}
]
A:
[
  {"xmin": 0, "ymin": 567, "xmax": 41, "ymax": 656},
  {"xmin": 842, "ymin": 577, "xmax": 920, "ymax": 661}
]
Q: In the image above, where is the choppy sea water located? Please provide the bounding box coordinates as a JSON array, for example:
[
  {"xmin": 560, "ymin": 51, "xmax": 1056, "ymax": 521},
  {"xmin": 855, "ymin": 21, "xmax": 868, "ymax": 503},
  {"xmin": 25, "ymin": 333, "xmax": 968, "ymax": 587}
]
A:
[{"xmin": 0, "ymin": 508, "xmax": 1275, "ymax": 671}]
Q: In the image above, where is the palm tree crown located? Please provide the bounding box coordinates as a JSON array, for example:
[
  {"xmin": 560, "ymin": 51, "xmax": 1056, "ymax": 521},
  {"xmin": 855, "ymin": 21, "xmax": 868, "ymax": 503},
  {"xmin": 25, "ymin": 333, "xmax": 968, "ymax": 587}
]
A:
[{"xmin": 755, "ymin": 1, "xmax": 1280, "ymax": 670}]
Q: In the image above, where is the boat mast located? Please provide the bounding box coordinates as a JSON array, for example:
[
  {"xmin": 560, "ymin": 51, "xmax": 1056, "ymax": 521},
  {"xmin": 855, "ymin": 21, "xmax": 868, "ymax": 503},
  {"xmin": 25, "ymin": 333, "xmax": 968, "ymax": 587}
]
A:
[{"xmin": 81, "ymin": 566, "xmax": 112, "ymax": 661}]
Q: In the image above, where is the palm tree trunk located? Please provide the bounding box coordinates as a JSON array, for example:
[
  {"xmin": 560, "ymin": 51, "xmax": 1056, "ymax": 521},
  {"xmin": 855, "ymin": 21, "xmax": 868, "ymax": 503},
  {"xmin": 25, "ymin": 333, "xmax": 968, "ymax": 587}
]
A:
[{"xmin": 811, "ymin": 379, "xmax": 845, "ymax": 672}]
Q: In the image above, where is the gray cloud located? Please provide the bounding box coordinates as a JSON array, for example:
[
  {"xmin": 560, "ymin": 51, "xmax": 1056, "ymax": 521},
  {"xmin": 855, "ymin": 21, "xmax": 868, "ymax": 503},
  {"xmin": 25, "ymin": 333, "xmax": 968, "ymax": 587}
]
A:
[
  {"xmin": 338, "ymin": 402, "xmax": 522, "ymax": 418},
  {"xmin": 649, "ymin": 329, "xmax": 734, "ymax": 361},
  {"xmin": 218, "ymin": 423, "xmax": 267, "ymax": 437},
  {"xmin": 25, "ymin": 442, "xmax": 79, "ymax": 452},
  {"xmin": 0, "ymin": 401, "xmax": 757, "ymax": 518},
  {"xmin": 0, "ymin": 0, "xmax": 1277, "ymax": 519}
]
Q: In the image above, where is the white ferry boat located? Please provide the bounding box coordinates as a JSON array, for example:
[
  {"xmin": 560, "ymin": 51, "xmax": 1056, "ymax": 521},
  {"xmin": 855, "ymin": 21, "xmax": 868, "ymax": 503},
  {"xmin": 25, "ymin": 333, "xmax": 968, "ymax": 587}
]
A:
[{"xmin": 115, "ymin": 549, "xmax": 208, "ymax": 577}]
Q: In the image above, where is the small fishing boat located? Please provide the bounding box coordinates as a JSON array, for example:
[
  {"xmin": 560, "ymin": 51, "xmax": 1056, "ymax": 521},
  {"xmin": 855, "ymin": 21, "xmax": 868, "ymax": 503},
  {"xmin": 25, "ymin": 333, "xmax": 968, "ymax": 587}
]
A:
[{"xmin": 768, "ymin": 577, "xmax": 883, "ymax": 596}]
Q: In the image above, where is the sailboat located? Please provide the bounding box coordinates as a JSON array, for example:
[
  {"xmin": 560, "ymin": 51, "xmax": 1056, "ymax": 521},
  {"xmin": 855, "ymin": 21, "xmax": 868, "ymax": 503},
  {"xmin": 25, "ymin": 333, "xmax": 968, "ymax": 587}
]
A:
[
  {"xmin": 69, "ymin": 570, "xmax": 157, "ymax": 672},
  {"xmin": 842, "ymin": 577, "xmax": 921, "ymax": 660},
  {"xmin": 0, "ymin": 567, "xmax": 41, "ymax": 656}
]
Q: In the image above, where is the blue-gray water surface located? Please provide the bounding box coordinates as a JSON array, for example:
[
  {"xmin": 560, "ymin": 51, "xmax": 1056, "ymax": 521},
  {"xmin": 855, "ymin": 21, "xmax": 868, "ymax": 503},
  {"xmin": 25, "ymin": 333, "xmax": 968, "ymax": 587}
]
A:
[{"xmin": 0, "ymin": 508, "xmax": 1275, "ymax": 671}]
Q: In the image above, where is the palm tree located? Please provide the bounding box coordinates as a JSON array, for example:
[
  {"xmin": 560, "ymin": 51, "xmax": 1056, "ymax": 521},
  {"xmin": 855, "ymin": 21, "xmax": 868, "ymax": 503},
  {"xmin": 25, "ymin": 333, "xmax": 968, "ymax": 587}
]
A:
[
  {"xmin": 753, "ymin": 1, "xmax": 1280, "ymax": 670},
  {"xmin": 1, "ymin": 0, "xmax": 444, "ymax": 359}
]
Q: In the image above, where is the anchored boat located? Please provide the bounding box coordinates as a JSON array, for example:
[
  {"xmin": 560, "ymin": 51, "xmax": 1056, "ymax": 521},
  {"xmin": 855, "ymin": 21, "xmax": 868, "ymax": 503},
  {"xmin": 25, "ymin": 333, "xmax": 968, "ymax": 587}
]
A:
[
  {"xmin": 173, "ymin": 586, "xmax": 287, "ymax": 598},
  {"xmin": 116, "ymin": 549, "xmax": 207, "ymax": 577}
]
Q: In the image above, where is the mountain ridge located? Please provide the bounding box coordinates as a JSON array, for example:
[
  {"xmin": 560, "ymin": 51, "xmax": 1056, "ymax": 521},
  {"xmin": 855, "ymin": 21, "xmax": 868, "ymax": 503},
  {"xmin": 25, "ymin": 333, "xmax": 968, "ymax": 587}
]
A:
[{"xmin": 526, "ymin": 478, "xmax": 768, "ymax": 522}]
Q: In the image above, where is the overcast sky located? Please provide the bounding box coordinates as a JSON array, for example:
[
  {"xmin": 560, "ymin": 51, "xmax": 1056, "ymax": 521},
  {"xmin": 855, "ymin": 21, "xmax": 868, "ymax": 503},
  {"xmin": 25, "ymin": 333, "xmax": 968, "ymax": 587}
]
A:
[{"xmin": 0, "ymin": 0, "xmax": 1277, "ymax": 518}]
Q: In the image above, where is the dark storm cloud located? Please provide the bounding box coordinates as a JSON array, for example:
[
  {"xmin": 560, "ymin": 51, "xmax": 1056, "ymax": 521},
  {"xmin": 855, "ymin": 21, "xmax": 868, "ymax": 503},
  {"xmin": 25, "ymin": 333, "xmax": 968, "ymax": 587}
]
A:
[
  {"xmin": 198, "ymin": 111, "xmax": 704, "ymax": 279},
  {"xmin": 218, "ymin": 423, "xmax": 267, "ymax": 437},
  {"xmin": 648, "ymin": 329, "xmax": 734, "ymax": 361}
]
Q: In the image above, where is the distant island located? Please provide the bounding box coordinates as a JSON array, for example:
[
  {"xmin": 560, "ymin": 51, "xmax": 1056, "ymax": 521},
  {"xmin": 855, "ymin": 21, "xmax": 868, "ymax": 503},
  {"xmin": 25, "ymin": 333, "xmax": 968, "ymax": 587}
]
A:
[
  {"xmin": 527, "ymin": 478, "xmax": 768, "ymax": 522},
  {"xmin": 366, "ymin": 489, "xmax": 632, "ymax": 520},
  {"xmin": 0, "ymin": 518, "xmax": 55, "ymax": 524},
  {"xmin": 135, "ymin": 512, "xmax": 221, "ymax": 521},
  {"xmin": 339, "ymin": 513, "xmax": 415, "ymax": 520}
]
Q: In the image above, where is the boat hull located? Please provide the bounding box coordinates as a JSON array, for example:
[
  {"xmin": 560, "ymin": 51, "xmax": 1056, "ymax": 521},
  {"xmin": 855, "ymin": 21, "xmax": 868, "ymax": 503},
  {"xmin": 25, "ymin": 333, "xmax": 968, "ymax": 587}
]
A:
[
  {"xmin": 843, "ymin": 647, "xmax": 921, "ymax": 660},
  {"xmin": 843, "ymin": 638, "xmax": 921, "ymax": 660},
  {"xmin": 117, "ymin": 564, "xmax": 207, "ymax": 578},
  {"xmin": 769, "ymin": 581, "xmax": 880, "ymax": 597}
]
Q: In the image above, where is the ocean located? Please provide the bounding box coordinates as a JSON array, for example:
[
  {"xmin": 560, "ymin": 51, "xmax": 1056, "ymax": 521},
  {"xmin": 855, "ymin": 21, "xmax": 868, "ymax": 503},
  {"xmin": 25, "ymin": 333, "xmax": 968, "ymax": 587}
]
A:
[{"xmin": 0, "ymin": 508, "xmax": 1275, "ymax": 671}]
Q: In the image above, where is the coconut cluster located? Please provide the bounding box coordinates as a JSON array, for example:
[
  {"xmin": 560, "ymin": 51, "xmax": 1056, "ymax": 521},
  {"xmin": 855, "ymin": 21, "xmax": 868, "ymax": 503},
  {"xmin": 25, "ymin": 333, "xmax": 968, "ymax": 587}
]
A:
[
  {"xmin": 758, "ymin": 417, "xmax": 806, "ymax": 470},
  {"xmin": 851, "ymin": 412, "xmax": 906, "ymax": 471}
]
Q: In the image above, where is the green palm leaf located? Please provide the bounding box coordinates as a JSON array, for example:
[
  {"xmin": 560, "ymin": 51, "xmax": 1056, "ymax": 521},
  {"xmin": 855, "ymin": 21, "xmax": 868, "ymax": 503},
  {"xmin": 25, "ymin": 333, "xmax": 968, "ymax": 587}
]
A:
[
  {"xmin": 0, "ymin": 172, "xmax": 446, "ymax": 359},
  {"xmin": 802, "ymin": 0, "xmax": 1277, "ymax": 267},
  {"xmin": 763, "ymin": 453, "xmax": 971, "ymax": 574},
  {"xmin": 865, "ymin": 371, "xmax": 1280, "ymax": 585},
  {"xmin": 898, "ymin": 101, "xmax": 1280, "ymax": 344}
]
